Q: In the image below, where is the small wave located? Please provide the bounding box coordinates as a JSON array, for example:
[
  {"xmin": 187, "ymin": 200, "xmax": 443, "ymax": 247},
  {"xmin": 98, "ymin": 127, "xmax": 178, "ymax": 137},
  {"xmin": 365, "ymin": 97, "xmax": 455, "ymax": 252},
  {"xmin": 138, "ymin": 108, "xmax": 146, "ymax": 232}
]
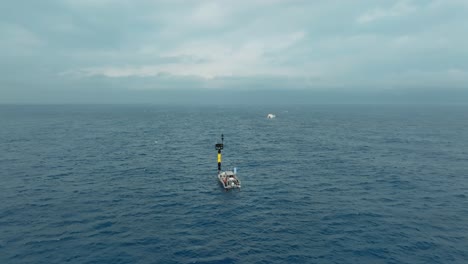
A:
[{"xmin": 93, "ymin": 221, "xmax": 114, "ymax": 230}]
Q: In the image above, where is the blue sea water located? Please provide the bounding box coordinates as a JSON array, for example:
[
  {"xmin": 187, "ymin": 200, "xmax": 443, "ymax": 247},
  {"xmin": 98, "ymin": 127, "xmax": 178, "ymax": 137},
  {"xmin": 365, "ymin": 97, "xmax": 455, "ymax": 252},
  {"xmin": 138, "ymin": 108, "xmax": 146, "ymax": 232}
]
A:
[{"xmin": 1, "ymin": 104, "xmax": 468, "ymax": 264}]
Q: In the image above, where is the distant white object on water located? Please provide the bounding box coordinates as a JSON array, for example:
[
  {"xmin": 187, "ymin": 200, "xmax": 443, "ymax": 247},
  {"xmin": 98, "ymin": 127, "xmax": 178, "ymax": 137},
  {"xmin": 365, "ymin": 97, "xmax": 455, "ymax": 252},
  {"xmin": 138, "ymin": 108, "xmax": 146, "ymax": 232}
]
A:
[{"xmin": 267, "ymin": 113, "xmax": 276, "ymax": 119}]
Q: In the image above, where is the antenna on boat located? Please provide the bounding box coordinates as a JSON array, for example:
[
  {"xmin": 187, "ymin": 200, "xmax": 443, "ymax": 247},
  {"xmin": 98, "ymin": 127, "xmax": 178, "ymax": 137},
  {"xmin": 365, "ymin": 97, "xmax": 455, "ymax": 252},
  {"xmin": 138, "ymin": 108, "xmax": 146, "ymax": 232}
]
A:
[{"xmin": 215, "ymin": 134, "xmax": 224, "ymax": 172}]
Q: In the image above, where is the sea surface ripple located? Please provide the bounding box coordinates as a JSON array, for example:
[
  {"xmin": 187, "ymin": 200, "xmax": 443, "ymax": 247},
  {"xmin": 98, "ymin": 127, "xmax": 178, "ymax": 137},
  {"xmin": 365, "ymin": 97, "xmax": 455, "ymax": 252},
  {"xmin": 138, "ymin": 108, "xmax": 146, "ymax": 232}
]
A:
[{"xmin": 1, "ymin": 104, "xmax": 468, "ymax": 263}]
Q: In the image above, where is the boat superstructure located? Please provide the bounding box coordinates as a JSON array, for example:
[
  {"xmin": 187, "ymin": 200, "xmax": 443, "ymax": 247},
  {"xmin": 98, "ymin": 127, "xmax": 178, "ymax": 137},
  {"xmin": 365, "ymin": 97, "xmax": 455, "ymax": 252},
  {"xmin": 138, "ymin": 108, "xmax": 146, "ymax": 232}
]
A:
[{"xmin": 216, "ymin": 134, "xmax": 241, "ymax": 190}]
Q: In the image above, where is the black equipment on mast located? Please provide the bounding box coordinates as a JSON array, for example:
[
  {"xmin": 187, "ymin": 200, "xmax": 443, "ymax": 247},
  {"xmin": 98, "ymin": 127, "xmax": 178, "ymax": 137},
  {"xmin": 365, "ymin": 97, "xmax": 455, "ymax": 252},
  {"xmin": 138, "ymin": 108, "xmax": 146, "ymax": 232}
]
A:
[{"xmin": 215, "ymin": 134, "xmax": 224, "ymax": 172}]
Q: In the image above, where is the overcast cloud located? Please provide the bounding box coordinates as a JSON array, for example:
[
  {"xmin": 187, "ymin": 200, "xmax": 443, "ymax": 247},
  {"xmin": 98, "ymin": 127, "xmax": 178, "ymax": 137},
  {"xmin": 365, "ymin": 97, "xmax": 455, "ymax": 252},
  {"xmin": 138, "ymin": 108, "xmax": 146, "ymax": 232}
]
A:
[{"xmin": 1, "ymin": 0, "xmax": 467, "ymax": 103}]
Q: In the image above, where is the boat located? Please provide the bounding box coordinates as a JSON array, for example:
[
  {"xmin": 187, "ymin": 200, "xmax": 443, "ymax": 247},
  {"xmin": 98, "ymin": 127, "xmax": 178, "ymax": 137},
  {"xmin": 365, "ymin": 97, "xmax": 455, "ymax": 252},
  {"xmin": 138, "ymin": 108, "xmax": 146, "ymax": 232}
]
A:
[
  {"xmin": 215, "ymin": 134, "xmax": 241, "ymax": 190},
  {"xmin": 267, "ymin": 113, "xmax": 276, "ymax": 119}
]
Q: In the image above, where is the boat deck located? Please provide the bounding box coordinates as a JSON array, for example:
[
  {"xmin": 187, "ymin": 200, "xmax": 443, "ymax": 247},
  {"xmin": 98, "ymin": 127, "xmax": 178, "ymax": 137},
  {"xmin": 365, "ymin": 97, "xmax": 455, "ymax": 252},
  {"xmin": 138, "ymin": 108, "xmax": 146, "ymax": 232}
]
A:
[{"xmin": 218, "ymin": 171, "xmax": 241, "ymax": 189}]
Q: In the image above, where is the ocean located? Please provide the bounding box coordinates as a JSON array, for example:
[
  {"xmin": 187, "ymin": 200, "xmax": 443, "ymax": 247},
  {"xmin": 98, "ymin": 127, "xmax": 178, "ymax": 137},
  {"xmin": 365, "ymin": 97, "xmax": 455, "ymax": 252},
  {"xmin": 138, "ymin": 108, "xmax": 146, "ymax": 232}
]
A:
[{"xmin": 1, "ymin": 104, "xmax": 467, "ymax": 263}]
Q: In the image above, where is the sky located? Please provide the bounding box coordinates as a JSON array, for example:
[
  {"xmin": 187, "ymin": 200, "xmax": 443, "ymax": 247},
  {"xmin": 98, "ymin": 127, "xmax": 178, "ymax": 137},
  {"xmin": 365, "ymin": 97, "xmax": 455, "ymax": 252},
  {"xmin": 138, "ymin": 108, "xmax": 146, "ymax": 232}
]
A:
[{"xmin": 1, "ymin": 0, "xmax": 468, "ymax": 104}]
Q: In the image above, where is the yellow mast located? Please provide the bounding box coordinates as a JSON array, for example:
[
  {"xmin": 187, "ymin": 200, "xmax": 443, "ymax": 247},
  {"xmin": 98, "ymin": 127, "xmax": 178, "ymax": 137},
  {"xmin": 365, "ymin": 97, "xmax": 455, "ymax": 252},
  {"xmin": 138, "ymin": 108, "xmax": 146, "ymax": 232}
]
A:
[{"xmin": 215, "ymin": 134, "xmax": 224, "ymax": 172}]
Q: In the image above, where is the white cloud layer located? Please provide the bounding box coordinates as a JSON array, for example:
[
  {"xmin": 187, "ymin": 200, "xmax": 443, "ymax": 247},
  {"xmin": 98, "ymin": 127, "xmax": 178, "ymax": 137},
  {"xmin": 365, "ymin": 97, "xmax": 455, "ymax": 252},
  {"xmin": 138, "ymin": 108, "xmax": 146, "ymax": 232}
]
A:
[
  {"xmin": 81, "ymin": 31, "xmax": 307, "ymax": 79},
  {"xmin": 357, "ymin": 1, "xmax": 416, "ymax": 24},
  {"xmin": 1, "ymin": 0, "xmax": 468, "ymax": 91}
]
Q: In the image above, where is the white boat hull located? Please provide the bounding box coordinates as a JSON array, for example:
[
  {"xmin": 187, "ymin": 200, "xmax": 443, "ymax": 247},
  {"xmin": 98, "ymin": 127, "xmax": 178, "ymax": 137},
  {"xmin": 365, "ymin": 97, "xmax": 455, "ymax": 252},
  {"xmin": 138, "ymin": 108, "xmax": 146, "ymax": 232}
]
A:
[{"xmin": 218, "ymin": 171, "xmax": 241, "ymax": 189}]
